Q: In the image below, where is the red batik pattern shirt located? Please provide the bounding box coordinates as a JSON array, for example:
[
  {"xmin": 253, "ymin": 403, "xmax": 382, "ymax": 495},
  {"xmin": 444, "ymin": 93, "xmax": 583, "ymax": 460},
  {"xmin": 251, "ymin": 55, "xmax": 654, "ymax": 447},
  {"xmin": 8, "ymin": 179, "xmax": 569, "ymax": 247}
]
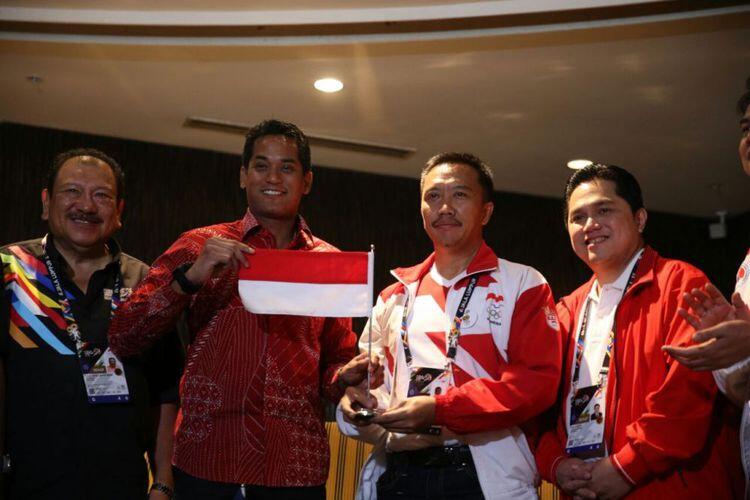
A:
[{"xmin": 109, "ymin": 210, "xmax": 356, "ymax": 486}]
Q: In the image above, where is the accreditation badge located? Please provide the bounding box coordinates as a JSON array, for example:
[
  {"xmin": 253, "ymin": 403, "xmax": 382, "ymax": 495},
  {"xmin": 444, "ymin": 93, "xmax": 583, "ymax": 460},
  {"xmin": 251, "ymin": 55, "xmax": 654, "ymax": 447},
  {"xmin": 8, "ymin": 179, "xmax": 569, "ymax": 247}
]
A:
[
  {"xmin": 407, "ymin": 366, "xmax": 449, "ymax": 436},
  {"xmin": 565, "ymin": 381, "xmax": 607, "ymax": 459},
  {"xmin": 78, "ymin": 343, "xmax": 130, "ymax": 404},
  {"xmin": 407, "ymin": 366, "xmax": 450, "ymax": 397}
]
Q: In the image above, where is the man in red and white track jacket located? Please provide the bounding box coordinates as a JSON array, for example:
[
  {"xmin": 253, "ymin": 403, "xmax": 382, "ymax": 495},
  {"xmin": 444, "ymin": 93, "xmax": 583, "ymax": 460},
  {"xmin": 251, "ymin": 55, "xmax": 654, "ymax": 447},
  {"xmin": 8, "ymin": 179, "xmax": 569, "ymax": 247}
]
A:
[
  {"xmin": 535, "ymin": 164, "xmax": 742, "ymax": 499},
  {"xmin": 338, "ymin": 152, "xmax": 563, "ymax": 499}
]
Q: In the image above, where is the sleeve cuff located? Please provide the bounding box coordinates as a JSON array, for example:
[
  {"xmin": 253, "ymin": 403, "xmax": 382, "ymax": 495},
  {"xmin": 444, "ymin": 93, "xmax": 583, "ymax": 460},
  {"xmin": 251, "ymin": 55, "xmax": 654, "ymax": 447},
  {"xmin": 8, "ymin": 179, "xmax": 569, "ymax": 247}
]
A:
[
  {"xmin": 433, "ymin": 391, "xmax": 455, "ymax": 426},
  {"xmin": 162, "ymin": 279, "xmax": 194, "ymax": 303},
  {"xmin": 612, "ymin": 443, "xmax": 650, "ymax": 486},
  {"xmin": 714, "ymin": 354, "xmax": 750, "ymax": 394},
  {"xmin": 331, "ymin": 365, "xmax": 347, "ymax": 396},
  {"xmin": 549, "ymin": 454, "xmax": 567, "ymax": 483}
]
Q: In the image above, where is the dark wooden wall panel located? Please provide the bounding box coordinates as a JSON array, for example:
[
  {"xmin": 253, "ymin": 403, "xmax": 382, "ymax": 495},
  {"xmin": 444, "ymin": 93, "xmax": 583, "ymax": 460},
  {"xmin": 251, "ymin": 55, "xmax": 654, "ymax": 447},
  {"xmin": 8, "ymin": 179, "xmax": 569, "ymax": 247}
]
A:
[{"xmin": 1, "ymin": 122, "xmax": 746, "ymax": 304}]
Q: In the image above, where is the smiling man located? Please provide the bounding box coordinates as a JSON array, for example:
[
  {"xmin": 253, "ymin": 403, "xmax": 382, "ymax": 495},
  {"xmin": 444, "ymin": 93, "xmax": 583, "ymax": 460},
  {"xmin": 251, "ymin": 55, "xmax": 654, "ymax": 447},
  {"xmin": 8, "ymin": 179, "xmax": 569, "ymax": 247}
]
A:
[
  {"xmin": 108, "ymin": 119, "xmax": 368, "ymax": 500},
  {"xmin": 337, "ymin": 152, "xmax": 562, "ymax": 499},
  {"xmin": 535, "ymin": 164, "xmax": 742, "ymax": 499},
  {"xmin": 0, "ymin": 149, "xmax": 181, "ymax": 499}
]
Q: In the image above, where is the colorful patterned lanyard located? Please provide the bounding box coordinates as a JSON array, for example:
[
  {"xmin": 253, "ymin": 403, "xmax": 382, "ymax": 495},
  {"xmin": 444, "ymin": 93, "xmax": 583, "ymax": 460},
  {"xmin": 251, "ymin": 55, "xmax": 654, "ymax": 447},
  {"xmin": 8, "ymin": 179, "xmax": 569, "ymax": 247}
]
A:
[
  {"xmin": 570, "ymin": 252, "xmax": 642, "ymax": 390},
  {"xmin": 399, "ymin": 274, "xmax": 479, "ymax": 371},
  {"xmin": 41, "ymin": 239, "xmax": 121, "ymax": 353}
]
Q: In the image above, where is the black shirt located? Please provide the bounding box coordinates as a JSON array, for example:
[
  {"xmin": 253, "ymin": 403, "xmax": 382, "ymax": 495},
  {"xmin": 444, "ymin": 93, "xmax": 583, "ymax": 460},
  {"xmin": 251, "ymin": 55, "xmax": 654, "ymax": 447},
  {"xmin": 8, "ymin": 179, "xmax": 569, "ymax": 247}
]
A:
[{"xmin": 0, "ymin": 236, "xmax": 182, "ymax": 500}]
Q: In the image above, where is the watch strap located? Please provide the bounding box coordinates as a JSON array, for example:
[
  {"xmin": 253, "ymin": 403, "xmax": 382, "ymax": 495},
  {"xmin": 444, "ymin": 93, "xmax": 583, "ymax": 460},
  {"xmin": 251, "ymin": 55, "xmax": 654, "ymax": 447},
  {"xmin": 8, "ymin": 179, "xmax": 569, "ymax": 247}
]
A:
[{"xmin": 172, "ymin": 263, "xmax": 201, "ymax": 295}]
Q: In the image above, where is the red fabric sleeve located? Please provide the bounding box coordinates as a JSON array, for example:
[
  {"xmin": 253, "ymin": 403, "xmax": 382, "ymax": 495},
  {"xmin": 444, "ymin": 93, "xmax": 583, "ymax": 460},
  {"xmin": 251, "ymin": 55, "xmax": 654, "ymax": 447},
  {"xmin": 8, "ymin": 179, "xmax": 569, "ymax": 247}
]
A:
[
  {"xmin": 109, "ymin": 232, "xmax": 198, "ymax": 358},
  {"xmin": 319, "ymin": 316, "xmax": 357, "ymax": 403},
  {"xmin": 434, "ymin": 282, "xmax": 563, "ymax": 434},
  {"xmin": 534, "ymin": 298, "xmax": 577, "ymax": 483},
  {"xmin": 611, "ymin": 264, "xmax": 717, "ymax": 486}
]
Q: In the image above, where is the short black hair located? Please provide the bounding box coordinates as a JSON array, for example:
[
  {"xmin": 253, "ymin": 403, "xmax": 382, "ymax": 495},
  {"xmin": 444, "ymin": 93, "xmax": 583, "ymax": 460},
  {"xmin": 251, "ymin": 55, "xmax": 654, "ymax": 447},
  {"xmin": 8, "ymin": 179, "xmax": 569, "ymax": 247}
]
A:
[
  {"xmin": 47, "ymin": 148, "xmax": 124, "ymax": 200},
  {"xmin": 242, "ymin": 119, "xmax": 311, "ymax": 173},
  {"xmin": 738, "ymin": 76, "xmax": 750, "ymax": 116},
  {"xmin": 420, "ymin": 152, "xmax": 494, "ymax": 202},
  {"xmin": 563, "ymin": 163, "xmax": 644, "ymax": 222}
]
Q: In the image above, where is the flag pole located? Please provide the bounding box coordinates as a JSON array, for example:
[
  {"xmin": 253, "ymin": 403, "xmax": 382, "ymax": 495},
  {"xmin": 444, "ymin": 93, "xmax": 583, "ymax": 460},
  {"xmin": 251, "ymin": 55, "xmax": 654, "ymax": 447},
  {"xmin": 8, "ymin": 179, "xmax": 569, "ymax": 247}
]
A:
[
  {"xmin": 353, "ymin": 244, "xmax": 377, "ymax": 421},
  {"xmin": 366, "ymin": 244, "xmax": 374, "ymax": 395}
]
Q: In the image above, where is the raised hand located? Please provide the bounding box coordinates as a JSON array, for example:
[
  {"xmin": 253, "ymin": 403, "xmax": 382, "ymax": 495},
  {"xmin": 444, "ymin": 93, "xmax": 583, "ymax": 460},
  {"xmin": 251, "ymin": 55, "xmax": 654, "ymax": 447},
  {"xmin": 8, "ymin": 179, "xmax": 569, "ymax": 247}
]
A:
[
  {"xmin": 678, "ymin": 283, "xmax": 734, "ymax": 330},
  {"xmin": 184, "ymin": 237, "xmax": 254, "ymax": 286}
]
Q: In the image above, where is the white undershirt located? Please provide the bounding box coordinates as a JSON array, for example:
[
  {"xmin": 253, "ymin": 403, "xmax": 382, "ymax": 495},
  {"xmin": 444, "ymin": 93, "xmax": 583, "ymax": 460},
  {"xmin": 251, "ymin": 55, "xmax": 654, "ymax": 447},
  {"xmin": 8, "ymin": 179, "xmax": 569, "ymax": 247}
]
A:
[{"xmin": 572, "ymin": 249, "xmax": 643, "ymax": 390}]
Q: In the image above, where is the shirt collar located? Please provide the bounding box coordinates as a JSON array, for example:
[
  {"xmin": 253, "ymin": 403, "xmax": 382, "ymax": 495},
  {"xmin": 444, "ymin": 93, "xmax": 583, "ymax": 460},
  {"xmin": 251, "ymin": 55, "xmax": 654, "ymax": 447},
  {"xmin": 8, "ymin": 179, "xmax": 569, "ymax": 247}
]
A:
[
  {"xmin": 589, "ymin": 247, "xmax": 644, "ymax": 301},
  {"xmin": 239, "ymin": 208, "xmax": 314, "ymax": 249},
  {"xmin": 43, "ymin": 233, "xmax": 122, "ymax": 269},
  {"xmin": 392, "ymin": 241, "xmax": 498, "ymax": 285}
]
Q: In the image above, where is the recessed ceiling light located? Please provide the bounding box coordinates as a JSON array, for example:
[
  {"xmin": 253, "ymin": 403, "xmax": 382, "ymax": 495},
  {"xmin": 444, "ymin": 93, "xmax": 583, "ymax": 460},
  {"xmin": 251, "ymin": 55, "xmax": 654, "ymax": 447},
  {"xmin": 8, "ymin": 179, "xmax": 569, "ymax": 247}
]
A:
[
  {"xmin": 567, "ymin": 159, "xmax": 593, "ymax": 170},
  {"xmin": 314, "ymin": 78, "xmax": 343, "ymax": 93}
]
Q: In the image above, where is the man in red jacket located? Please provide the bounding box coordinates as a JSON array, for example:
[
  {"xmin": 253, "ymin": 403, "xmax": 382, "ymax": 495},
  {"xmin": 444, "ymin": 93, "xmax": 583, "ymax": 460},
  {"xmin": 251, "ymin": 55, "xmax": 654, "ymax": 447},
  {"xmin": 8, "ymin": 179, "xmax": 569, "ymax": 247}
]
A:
[{"xmin": 535, "ymin": 164, "xmax": 742, "ymax": 499}]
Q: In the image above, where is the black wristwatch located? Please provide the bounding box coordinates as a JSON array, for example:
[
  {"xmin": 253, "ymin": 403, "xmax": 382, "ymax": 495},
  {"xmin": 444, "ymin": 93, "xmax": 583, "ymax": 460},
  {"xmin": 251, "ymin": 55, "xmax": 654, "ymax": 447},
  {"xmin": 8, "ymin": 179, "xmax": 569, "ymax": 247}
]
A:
[
  {"xmin": 172, "ymin": 263, "xmax": 202, "ymax": 295},
  {"xmin": 150, "ymin": 481, "xmax": 174, "ymax": 498}
]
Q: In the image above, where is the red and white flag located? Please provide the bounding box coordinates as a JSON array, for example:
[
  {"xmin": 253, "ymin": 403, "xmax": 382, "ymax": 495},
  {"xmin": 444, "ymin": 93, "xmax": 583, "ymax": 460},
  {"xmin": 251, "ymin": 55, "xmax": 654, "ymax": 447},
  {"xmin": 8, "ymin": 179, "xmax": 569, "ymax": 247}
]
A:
[{"xmin": 238, "ymin": 249, "xmax": 374, "ymax": 317}]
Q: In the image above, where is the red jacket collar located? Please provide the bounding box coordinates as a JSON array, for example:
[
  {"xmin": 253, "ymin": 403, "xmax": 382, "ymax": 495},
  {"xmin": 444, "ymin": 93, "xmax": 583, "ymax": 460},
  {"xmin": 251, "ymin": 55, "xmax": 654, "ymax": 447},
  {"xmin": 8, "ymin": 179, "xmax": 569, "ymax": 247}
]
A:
[
  {"xmin": 573, "ymin": 245, "xmax": 657, "ymax": 304},
  {"xmin": 391, "ymin": 241, "xmax": 498, "ymax": 285}
]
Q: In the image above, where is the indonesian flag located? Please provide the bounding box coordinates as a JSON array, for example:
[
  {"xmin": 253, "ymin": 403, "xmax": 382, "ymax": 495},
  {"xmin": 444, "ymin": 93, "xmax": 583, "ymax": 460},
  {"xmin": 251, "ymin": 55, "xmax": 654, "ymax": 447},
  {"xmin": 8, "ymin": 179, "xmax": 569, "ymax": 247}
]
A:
[{"xmin": 238, "ymin": 249, "xmax": 373, "ymax": 317}]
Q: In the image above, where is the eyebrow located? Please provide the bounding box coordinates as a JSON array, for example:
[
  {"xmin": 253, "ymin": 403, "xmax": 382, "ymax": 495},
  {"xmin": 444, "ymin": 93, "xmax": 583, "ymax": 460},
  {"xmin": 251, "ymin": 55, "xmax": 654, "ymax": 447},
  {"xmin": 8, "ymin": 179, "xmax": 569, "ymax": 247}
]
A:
[
  {"xmin": 741, "ymin": 118, "xmax": 749, "ymax": 127},
  {"xmin": 569, "ymin": 199, "xmax": 614, "ymax": 214},
  {"xmin": 56, "ymin": 181, "xmax": 114, "ymax": 191},
  {"xmin": 426, "ymin": 184, "xmax": 474, "ymax": 191},
  {"xmin": 253, "ymin": 155, "xmax": 298, "ymax": 163}
]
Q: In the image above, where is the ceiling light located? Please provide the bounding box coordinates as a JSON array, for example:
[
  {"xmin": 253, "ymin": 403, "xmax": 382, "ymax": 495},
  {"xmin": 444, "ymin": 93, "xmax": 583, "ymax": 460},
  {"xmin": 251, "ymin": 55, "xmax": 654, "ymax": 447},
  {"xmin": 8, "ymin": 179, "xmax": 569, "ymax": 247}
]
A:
[
  {"xmin": 314, "ymin": 78, "xmax": 343, "ymax": 93},
  {"xmin": 567, "ymin": 159, "xmax": 593, "ymax": 170}
]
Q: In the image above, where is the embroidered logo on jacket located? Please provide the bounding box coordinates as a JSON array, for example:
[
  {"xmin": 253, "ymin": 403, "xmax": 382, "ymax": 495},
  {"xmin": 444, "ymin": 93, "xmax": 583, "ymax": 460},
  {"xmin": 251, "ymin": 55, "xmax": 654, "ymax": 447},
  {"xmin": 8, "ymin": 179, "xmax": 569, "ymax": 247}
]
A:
[
  {"xmin": 544, "ymin": 305, "xmax": 559, "ymax": 331},
  {"xmin": 486, "ymin": 292, "xmax": 504, "ymax": 326}
]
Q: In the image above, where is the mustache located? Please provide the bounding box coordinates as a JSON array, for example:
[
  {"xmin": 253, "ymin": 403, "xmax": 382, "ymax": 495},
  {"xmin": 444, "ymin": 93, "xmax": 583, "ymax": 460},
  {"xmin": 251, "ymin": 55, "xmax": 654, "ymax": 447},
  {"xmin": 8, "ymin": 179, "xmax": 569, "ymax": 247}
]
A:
[
  {"xmin": 68, "ymin": 211, "xmax": 103, "ymax": 223},
  {"xmin": 432, "ymin": 216, "xmax": 461, "ymax": 227}
]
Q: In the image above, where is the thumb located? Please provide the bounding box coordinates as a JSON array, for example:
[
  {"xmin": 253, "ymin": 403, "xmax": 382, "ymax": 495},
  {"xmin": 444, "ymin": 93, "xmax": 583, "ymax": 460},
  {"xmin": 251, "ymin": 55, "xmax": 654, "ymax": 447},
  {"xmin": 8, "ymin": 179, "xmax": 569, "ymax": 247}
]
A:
[{"xmin": 693, "ymin": 326, "xmax": 722, "ymax": 343}]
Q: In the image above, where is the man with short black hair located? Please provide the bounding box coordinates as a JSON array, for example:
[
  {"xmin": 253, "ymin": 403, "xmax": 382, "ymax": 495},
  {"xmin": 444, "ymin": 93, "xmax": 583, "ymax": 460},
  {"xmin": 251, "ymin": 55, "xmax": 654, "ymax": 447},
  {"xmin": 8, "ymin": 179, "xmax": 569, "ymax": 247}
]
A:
[
  {"xmin": 0, "ymin": 148, "xmax": 181, "ymax": 499},
  {"xmin": 338, "ymin": 152, "xmax": 563, "ymax": 499},
  {"xmin": 109, "ymin": 119, "xmax": 369, "ymax": 499},
  {"xmin": 536, "ymin": 164, "xmax": 741, "ymax": 499}
]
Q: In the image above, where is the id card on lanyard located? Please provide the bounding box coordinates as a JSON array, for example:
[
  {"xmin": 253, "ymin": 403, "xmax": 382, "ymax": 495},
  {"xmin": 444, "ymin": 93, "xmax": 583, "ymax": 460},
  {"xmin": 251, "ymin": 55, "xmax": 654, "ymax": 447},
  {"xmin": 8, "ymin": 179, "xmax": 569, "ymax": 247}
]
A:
[
  {"xmin": 400, "ymin": 274, "xmax": 479, "ymax": 435},
  {"xmin": 42, "ymin": 238, "xmax": 131, "ymax": 404},
  {"xmin": 565, "ymin": 252, "xmax": 642, "ymax": 458}
]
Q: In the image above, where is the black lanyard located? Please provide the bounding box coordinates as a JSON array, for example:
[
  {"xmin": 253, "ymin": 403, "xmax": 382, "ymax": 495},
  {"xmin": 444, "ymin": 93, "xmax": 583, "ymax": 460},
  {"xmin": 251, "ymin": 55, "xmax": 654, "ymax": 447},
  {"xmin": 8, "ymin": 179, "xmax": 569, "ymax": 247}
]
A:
[
  {"xmin": 399, "ymin": 274, "xmax": 479, "ymax": 370},
  {"xmin": 571, "ymin": 251, "xmax": 643, "ymax": 388},
  {"xmin": 41, "ymin": 239, "xmax": 121, "ymax": 354}
]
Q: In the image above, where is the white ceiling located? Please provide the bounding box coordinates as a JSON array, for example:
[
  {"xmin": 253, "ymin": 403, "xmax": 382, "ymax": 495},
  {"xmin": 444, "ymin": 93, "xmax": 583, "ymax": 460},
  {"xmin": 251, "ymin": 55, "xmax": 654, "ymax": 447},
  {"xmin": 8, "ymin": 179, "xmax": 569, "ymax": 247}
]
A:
[{"xmin": 1, "ymin": 1, "xmax": 749, "ymax": 218}]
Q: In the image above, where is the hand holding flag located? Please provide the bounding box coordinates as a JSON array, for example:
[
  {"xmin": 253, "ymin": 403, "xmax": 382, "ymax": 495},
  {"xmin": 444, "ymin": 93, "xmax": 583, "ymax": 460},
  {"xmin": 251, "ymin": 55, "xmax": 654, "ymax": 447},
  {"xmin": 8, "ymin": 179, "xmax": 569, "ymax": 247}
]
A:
[
  {"xmin": 337, "ymin": 353, "xmax": 384, "ymax": 388},
  {"xmin": 186, "ymin": 237, "xmax": 254, "ymax": 286}
]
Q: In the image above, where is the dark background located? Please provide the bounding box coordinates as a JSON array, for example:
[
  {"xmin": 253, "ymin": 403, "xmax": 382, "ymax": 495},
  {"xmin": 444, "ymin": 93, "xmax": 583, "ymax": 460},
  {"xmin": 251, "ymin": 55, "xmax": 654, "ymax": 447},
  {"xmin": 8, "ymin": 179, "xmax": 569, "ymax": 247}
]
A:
[{"xmin": 2, "ymin": 121, "xmax": 748, "ymax": 312}]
